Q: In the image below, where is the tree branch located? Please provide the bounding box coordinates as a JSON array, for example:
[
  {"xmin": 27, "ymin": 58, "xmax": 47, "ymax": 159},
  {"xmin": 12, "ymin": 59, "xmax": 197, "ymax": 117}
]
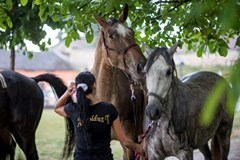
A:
[
  {"xmin": 154, "ymin": 0, "xmax": 181, "ymax": 4},
  {"xmin": 150, "ymin": 0, "xmax": 191, "ymax": 21},
  {"xmin": 77, "ymin": 0, "xmax": 93, "ymax": 11}
]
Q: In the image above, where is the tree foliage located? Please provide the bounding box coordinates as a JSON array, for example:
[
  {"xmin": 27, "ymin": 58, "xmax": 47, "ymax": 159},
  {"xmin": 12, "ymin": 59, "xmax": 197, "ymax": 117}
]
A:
[
  {"xmin": 33, "ymin": 0, "xmax": 240, "ymax": 56},
  {"xmin": 0, "ymin": 0, "xmax": 64, "ymax": 61},
  {"xmin": 1, "ymin": 0, "xmax": 239, "ymax": 55}
]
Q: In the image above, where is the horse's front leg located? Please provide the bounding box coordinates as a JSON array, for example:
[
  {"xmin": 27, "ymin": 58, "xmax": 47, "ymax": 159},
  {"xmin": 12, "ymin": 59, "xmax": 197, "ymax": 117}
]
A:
[{"xmin": 177, "ymin": 148, "xmax": 193, "ymax": 160}]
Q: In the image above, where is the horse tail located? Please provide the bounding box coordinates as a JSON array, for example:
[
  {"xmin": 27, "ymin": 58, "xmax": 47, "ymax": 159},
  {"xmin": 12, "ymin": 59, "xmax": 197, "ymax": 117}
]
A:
[
  {"xmin": 211, "ymin": 135, "xmax": 221, "ymax": 160},
  {"xmin": 33, "ymin": 73, "xmax": 75, "ymax": 159}
]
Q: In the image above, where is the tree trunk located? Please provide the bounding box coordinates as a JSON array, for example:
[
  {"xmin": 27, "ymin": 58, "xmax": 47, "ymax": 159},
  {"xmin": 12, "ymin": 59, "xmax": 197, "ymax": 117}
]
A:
[{"xmin": 10, "ymin": 47, "xmax": 15, "ymax": 71}]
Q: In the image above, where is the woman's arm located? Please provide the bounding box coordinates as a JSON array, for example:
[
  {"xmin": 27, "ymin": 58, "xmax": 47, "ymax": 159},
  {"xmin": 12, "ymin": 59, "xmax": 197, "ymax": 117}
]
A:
[
  {"xmin": 54, "ymin": 82, "xmax": 76, "ymax": 117},
  {"xmin": 112, "ymin": 117, "xmax": 144, "ymax": 155}
]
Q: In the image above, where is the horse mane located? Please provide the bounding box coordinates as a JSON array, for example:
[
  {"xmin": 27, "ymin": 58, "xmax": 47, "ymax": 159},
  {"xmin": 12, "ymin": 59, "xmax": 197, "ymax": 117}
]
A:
[
  {"xmin": 92, "ymin": 31, "xmax": 104, "ymax": 78},
  {"xmin": 170, "ymin": 78, "xmax": 189, "ymax": 134},
  {"xmin": 145, "ymin": 47, "xmax": 176, "ymax": 74}
]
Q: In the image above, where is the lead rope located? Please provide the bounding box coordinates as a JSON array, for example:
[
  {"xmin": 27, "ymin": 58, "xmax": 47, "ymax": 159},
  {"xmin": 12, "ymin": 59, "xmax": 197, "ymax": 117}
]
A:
[
  {"xmin": 135, "ymin": 121, "xmax": 153, "ymax": 160},
  {"xmin": 130, "ymin": 82, "xmax": 139, "ymax": 160}
]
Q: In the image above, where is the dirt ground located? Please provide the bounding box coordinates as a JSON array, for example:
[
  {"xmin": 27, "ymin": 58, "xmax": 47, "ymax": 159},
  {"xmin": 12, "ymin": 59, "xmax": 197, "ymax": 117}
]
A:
[
  {"xmin": 165, "ymin": 137, "xmax": 240, "ymax": 160},
  {"xmin": 192, "ymin": 139, "xmax": 240, "ymax": 160}
]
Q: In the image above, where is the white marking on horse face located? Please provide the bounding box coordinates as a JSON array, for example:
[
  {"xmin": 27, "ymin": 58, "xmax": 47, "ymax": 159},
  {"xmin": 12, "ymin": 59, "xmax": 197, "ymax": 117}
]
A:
[
  {"xmin": 116, "ymin": 24, "xmax": 128, "ymax": 37},
  {"xmin": 146, "ymin": 55, "xmax": 172, "ymax": 100}
]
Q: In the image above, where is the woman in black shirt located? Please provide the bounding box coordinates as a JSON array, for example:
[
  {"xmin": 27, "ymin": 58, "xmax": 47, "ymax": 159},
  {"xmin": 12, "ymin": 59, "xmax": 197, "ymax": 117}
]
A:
[{"xmin": 54, "ymin": 71, "xmax": 144, "ymax": 160}]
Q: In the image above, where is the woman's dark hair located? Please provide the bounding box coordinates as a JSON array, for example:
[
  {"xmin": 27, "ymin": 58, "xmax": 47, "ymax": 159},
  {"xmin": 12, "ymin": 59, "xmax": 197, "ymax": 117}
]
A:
[{"xmin": 75, "ymin": 71, "xmax": 95, "ymax": 149}]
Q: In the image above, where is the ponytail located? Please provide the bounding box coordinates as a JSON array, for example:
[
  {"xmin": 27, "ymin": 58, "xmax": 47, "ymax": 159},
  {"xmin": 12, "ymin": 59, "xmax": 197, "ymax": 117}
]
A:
[
  {"xmin": 76, "ymin": 86, "xmax": 91, "ymax": 149},
  {"xmin": 75, "ymin": 71, "xmax": 96, "ymax": 150}
]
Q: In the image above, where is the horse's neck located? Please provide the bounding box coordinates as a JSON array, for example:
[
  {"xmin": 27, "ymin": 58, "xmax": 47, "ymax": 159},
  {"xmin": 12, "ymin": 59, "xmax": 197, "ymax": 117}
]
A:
[
  {"xmin": 166, "ymin": 77, "xmax": 191, "ymax": 133},
  {"xmin": 92, "ymin": 41, "xmax": 120, "ymax": 102}
]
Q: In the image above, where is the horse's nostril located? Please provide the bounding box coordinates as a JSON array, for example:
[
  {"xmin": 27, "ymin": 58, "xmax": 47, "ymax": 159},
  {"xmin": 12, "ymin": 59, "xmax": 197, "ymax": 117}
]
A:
[
  {"xmin": 154, "ymin": 110, "xmax": 160, "ymax": 118},
  {"xmin": 146, "ymin": 106, "xmax": 161, "ymax": 120}
]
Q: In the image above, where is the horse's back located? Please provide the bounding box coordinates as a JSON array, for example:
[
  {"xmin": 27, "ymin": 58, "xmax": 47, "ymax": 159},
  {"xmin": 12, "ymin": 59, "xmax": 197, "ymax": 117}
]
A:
[
  {"xmin": 181, "ymin": 71, "xmax": 227, "ymax": 85},
  {"xmin": 0, "ymin": 70, "xmax": 44, "ymax": 127},
  {"xmin": 181, "ymin": 71, "xmax": 231, "ymax": 118}
]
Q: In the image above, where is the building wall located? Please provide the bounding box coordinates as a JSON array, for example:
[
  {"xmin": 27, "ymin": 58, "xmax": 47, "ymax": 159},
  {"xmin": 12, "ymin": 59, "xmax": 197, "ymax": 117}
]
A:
[{"xmin": 0, "ymin": 69, "xmax": 79, "ymax": 108}]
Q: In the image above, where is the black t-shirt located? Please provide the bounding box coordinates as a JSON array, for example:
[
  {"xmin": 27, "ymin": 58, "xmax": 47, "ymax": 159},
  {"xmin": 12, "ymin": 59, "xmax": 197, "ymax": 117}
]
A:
[{"xmin": 64, "ymin": 102, "xmax": 118, "ymax": 160}]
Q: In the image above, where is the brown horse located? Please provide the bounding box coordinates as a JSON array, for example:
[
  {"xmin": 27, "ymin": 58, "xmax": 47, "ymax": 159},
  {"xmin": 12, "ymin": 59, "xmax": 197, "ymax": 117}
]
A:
[{"xmin": 92, "ymin": 5, "xmax": 147, "ymax": 160}]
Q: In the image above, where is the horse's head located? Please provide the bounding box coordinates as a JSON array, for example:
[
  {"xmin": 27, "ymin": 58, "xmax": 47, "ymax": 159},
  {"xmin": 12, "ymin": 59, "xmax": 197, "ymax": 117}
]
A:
[
  {"xmin": 94, "ymin": 5, "xmax": 146, "ymax": 81},
  {"xmin": 143, "ymin": 43, "xmax": 178, "ymax": 120}
]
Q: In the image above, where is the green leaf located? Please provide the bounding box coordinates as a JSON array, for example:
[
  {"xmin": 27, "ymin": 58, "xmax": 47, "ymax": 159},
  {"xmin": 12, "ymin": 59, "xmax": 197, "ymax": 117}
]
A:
[
  {"xmin": 27, "ymin": 51, "xmax": 33, "ymax": 59},
  {"xmin": 6, "ymin": 17, "xmax": 12, "ymax": 28},
  {"xmin": 52, "ymin": 15, "xmax": 59, "ymax": 22},
  {"xmin": 47, "ymin": 38, "xmax": 51, "ymax": 45},
  {"xmin": 39, "ymin": 5, "xmax": 46, "ymax": 18},
  {"xmin": 34, "ymin": 0, "xmax": 42, "ymax": 5},
  {"xmin": 200, "ymin": 80, "xmax": 227, "ymax": 126},
  {"xmin": 197, "ymin": 43, "xmax": 204, "ymax": 57},
  {"xmin": 0, "ymin": 22, "xmax": 6, "ymax": 30},
  {"xmin": 6, "ymin": 0, "xmax": 13, "ymax": 10},
  {"xmin": 208, "ymin": 40, "xmax": 217, "ymax": 53},
  {"xmin": 76, "ymin": 22, "xmax": 85, "ymax": 32},
  {"xmin": 86, "ymin": 31, "xmax": 94, "ymax": 43},
  {"xmin": 218, "ymin": 46, "xmax": 228, "ymax": 57},
  {"xmin": 65, "ymin": 35, "xmax": 72, "ymax": 47},
  {"xmin": 20, "ymin": 0, "xmax": 28, "ymax": 6},
  {"xmin": 235, "ymin": 36, "xmax": 240, "ymax": 47},
  {"xmin": 85, "ymin": 27, "xmax": 94, "ymax": 43}
]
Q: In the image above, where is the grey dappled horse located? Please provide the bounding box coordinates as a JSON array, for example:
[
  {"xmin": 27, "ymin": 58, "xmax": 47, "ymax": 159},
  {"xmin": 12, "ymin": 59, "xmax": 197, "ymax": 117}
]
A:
[{"xmin": 142, "ymin": 43, "xmax": 234, "ymax": 160}]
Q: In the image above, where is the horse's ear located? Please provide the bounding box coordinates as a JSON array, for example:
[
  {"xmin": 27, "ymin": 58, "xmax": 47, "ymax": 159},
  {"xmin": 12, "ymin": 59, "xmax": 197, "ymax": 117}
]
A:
[
  {"xmin": 119, "ymin": 4, "xmax": 128, "ymax": 23},
  {"xmin": 168, "ymin": 42, "xmax": 178, "ymax": 56},
  {"xmin": 142, "ymin": 42, "xmax": 154, "ymax": 58},
  {"xmin": 94, "ymin": 15, "xmax": 108, "ymax": 28}
]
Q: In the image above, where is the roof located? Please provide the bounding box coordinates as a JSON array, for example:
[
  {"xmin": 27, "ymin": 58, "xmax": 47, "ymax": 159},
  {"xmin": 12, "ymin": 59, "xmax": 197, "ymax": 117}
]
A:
[
  {"xmin": 49, "ymin": 39, "xmax": 96, "ymax": 70},
  {"xmin": 0, "ymin": 50, "xmax": 74, "ymax": 71}
]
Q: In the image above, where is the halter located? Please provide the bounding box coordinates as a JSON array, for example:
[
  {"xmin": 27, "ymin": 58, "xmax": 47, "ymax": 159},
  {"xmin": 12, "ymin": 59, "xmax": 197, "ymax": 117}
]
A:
[
  {"xmin": 101, "ymin": 31, "xmax": 138, "ymax": 70},
  {"xmin": 147, "ymin": 70, "xmax": 174, "ymax": 106},
  {"xmin": 147, "ymin": 92, "xmax": 166, "ymax": 105}
]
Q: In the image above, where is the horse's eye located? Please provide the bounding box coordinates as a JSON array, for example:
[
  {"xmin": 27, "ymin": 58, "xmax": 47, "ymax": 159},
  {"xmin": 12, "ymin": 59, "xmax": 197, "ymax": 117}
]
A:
[
  {"xmin": 166, "ymin": 69, "xmax": 171, "ymax": 76},
  {"xmin": 109, "ymin": 34, "xmax": 114, "ymax": 39},
  {"xmin": 109, "ymin": 33, "xmax": 117, "ymax": 39}
]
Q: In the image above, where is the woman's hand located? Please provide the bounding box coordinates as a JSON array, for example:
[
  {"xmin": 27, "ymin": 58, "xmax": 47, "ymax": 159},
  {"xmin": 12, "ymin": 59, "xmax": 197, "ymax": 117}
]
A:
[
  {"xmin": 135, "ymin": 143, "xmax": 145, "ymax": 156},
  {"xmin": 112, "ymin": 117, "xmax": 145, "ymax": 156},
  {"xmin": 54, "ymin": 82, "xmax": 76, "ymax": 117},
  {"xmin": 67, "ymin": 82, "xmax": 76, "ymax": 95}
]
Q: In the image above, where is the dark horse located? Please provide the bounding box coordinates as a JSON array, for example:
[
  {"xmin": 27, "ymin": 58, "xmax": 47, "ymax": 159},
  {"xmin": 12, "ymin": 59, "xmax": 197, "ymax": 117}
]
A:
[
  {"xmin": 141, "ymin": 43, "xmax": 234, "ymax": 160},
  {"xmin": 0, "ymin": 128, "xmax": 16, "ymax": 160},
  {"xmin": 0, "ymin": 70, "xmax": 71, "ymax": 160}
]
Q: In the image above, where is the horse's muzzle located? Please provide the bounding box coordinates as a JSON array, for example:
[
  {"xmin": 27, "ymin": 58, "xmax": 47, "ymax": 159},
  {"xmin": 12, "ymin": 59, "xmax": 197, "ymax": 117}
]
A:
[{"xmin": 146, "ymin": 103, "xmax": 162, "ymax": 120}]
